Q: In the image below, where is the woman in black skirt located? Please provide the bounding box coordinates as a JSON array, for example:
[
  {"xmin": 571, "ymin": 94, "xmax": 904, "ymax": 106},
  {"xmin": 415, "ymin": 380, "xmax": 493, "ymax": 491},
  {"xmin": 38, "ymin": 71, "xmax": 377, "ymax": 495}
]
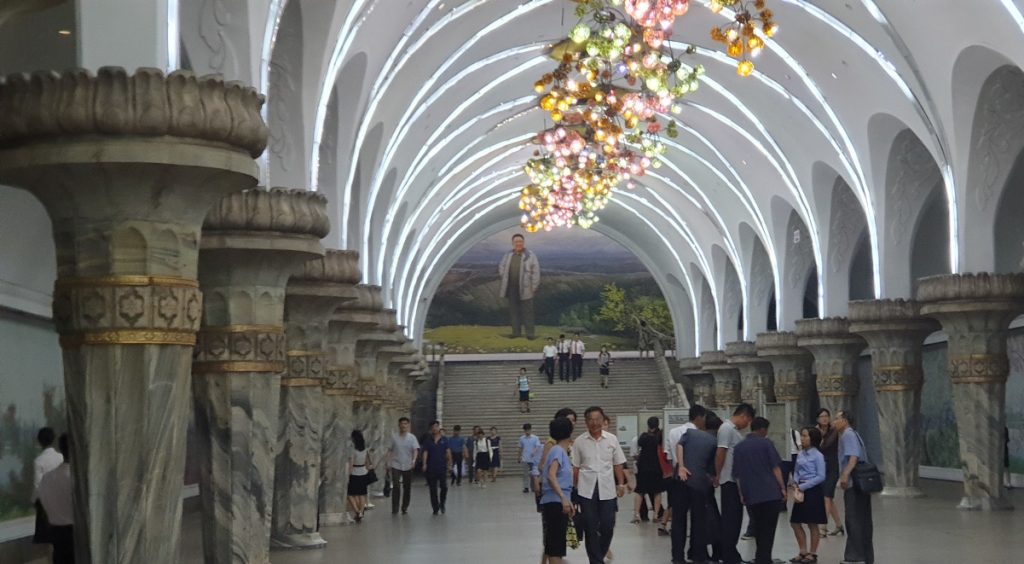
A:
[
  {"xmin": 347, "ymin": 429, "xmax": 373, "ymax": 522},
  {"xmin": 631, "ymin": 417, "xmax": 665, "ymax": 523},
  {"xmin": 789, "ymin": 427, "xmax": 826, "ymax": 563}
]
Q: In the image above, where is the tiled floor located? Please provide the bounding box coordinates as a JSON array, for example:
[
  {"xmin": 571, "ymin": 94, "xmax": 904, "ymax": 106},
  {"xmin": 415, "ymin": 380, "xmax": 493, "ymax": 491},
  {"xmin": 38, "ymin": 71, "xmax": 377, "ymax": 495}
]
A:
[{"xmin": 179, "ymin": 478, "xmax": 1024, "ymax": 563}]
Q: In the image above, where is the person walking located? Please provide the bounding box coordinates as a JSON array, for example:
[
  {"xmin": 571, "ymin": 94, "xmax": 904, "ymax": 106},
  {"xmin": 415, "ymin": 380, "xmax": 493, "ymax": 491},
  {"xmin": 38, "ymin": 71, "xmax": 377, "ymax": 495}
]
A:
[
  {"xmin": 835, "ymin": 410, "xmax": 874, "ymax": 564},
  {"xmin": 347, "ymin": 430, "xmax": 373, "ymax": 523},
  {"xmin": 598, "ymin": 345, "xmax": 612, "ymax": 389},
  {"xmin": 489, "ymin": 426, "xmax": 503, "ymax": 481},
  {"xmin": 540, "ymin": 416, "xmax": 576, "ymax": 564},
  {"xmin": 32, "ymin": 427, "xmax": 62, "ymax": 545},
  {"xmin": 517, "ymin": 367, "xmax": 532, "ymax": 413},
  {"xmin": 733, "ymin": 417, "xmax": 786, "ymax": 564},
  {"xmin": 387, "ymin": 417, "xmax": 420, "ymax": 515},
  {"xmin": 472, "ymin": 427, "xmax": 493, "ymax": 487},
  {"xmin": 674, "ymin": 410, "xmax": 719, "ymax": 564},
  {"xmin": 498, "ymin": 233, "xmax": 541, "ymax": 339},
  {"xmin": 449, "ymin": 425, "xmax": 468, "ymax": 486},
  {"xmin": 543, "ymin": 338, "xmax": 558, "ymax": 384},
  {"xmin": 422, "ymin": 421, "xmax": 452, "ymax": 515},
  {"xmin": 571, "ymin": 406, "xmax": 628, "ymax": 564},
  {"xmin": 716, "ymin": 403, "xmax": 755, "ymax": 564},
  {"xmin": 37, "ymin": 434, "xmax": 73, "ymax": 564},
  {"xmin": 789, "ymin": 427, "xmax": 827, "ymax": 563},
  {"xmin": 569, "ymin": 332, "xmax": 585, "ymax": 382},
  {"xmin": 556, "ymin": 334, "xmax": 571, "ymax": 382},
  {"xmin": 520, "ymin": 423, "xmax": 542, "ymax": 493},
  {"xmin": 815, "ymin": 408, "xmax": 844, "ymax": 536},
  {"xmin": 632, "ymin": 416, "xmax": 665, "ymax": 524}
]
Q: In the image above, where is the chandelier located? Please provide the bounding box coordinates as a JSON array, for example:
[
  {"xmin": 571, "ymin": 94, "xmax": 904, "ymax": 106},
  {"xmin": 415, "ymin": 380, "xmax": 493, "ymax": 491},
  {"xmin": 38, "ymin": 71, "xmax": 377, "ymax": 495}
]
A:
[{"xmin": 519, "ymin": 0, "xmax": 778, "ymax": 232}]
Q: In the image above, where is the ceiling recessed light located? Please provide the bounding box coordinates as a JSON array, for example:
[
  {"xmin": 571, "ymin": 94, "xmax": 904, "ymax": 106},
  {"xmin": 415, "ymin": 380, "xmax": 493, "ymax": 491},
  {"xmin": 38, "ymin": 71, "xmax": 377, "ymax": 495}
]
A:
[
  {"xmin": 438, "ymin": 3, "xmax": 444, "ymax": 8},
  {"xmin": 831, "ymin": 72, "xmax": 838, "ymax": 79},
  {"xmin": 741, "ymin": 159, "xmax": 747, "ymax": 165},
  {"xmin": 57, "ymin": 29, "xmax": 71, "ymax": 36}
]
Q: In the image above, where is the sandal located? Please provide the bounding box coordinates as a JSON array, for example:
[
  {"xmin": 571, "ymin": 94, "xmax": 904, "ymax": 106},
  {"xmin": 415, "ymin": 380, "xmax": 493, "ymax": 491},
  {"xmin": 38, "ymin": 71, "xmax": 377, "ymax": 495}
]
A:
[
  {"xmin": 828, "ymin": 525, "xmax": 845, "ymax": 536},
  {"xmin": 789, "ymin": 554, "xmax": 808, "ymax": 563},
  {"xmin": 801, "ymin": 554, "xmax": 818, "ymax": 563},
  {"xmin": 630, "ymin": 513, "xmax": 641, "ymax": 524}
]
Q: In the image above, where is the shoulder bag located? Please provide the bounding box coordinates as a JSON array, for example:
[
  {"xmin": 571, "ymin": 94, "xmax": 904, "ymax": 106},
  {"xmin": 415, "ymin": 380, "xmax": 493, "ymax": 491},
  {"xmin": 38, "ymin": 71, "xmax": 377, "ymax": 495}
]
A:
[{"xmin": 850, "ymin": 432, "xmax": 883, "ymax": 494}]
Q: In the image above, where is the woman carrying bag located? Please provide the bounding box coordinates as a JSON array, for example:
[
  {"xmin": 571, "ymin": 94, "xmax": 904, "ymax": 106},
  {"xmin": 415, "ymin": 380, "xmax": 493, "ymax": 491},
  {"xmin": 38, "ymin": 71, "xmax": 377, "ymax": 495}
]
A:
[
  {"xmin": 473, "ymin": 428, "xmax": 493, "ymax": 487},
  {"xmin": 347, "ymin": 429, "xmax": 377, "ymax": 523},
  {"xmin": 789, "ymin": 427, "xmax": 827, "ymax": 563}
]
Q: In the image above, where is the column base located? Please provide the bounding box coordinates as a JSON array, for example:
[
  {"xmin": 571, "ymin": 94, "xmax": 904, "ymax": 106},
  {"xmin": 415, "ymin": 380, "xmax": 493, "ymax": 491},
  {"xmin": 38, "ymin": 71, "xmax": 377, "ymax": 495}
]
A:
[
  {"xmin": 880, "ymin": 486, "xmax": 925, "ymax": 498},
  {"xmin": 318, "ymin": 512, "xmax": 353, "ymax": 526},
  {"xmin": 271, "ymin": 533, "xmax": 328, "ymax": 549},
  {"xmin": 957, "ymin": 495, "xmax": 1014, "ymax": 511}
]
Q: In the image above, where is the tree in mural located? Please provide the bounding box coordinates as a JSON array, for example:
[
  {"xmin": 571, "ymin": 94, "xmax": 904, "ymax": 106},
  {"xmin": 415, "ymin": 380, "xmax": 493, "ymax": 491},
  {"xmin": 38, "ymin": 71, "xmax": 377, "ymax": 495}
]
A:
[{"xmin": 597, "ymin": 283, "xmax": 673, "ymax": 339}]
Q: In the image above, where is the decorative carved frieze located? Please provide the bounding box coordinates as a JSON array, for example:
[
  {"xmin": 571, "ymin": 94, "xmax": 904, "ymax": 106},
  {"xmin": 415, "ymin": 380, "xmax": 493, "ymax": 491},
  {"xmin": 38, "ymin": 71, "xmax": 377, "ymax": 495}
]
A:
[{"xmin": 193, "ymin": 324, "xmax": 287, "ymax": 373}]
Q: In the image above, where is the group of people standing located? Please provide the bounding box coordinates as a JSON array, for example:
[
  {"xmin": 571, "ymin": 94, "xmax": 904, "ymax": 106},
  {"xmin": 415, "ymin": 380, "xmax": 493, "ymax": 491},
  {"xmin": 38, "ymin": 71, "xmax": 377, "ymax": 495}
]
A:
[
  {"xmin": 624, "ymin": 404, "xmax": 874, "ymax": 564},
  {"xmin": 540, "ymin": 334, "xmax": 613, "ymax": 387}
]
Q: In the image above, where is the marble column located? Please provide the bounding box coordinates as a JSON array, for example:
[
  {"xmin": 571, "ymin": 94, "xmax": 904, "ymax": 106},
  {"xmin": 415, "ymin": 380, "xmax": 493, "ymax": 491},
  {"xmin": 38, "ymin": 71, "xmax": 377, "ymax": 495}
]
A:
[
  {"xmin": 725, "ymin": 341, "xmax": 776, "ymax": 407},
  {"xmin": 270, "ymin": 250, "xmax": 360, "ymax": 547},
  {"xmin": 795, "ymin": 318, "xmax": 866, "ymax": 416},
  {"xmin": 700, "ymin": 350, "xmax": 742, "ymax": 411},
  {"xmin": 678, "ymin": 357, "xmax": 715, "ymax": 407},
  {"xmin": 919, "ymin": 273, "xmax": 1024, "ymax": 510},
  {"xmin": 0, "ymin": 68, "xmax": 266, "ymax": 564},
  {"xmin": 355, "ymin": 312, "xmax": 406, "ymax": 460},
  {"xmin": 756, "ymin": 331, "xmax": 815, "ymax": 431},
  {"xmin": 192, "ymin": 189, "xmax": 327, "ymax": 564},
  {"xmin": 848, "ymin": 299, "xmax": 938, "ymax": 498}
]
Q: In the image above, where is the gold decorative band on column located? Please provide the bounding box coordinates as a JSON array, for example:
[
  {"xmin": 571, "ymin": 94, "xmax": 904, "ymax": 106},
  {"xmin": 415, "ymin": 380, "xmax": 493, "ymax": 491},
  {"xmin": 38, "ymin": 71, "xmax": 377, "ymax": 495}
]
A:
[
  {"xmin": 872, "ymin": 365, "xmax": 922, "ymax": 390},
  {"xmin": 949, "ymin": 354, "xmax": 1009, "ymax": 384},
  {"xmin": 192, "ymin": 360, "xmax": 286, "ymax": 373},
  {"xmin": 875, "ymin": 384, "xmax": 916, "ymax": 391},
  {"xmin": 60, "ymin": 329, "xmax": 196, "ymax": 347},
  {"xmin": 281, "ymin": 377, "xmax": 323, "ymax": 387},
  {"xmin": 201, "ymin": 324, "xmax": 285, "ymax": 335},
  {"xmin": 55, "ymin": 275, "xmax": 199, "ymax": 289},
  {"xmin": 818, "ymin": 391, "xmax": 856, "ymax": 397}
]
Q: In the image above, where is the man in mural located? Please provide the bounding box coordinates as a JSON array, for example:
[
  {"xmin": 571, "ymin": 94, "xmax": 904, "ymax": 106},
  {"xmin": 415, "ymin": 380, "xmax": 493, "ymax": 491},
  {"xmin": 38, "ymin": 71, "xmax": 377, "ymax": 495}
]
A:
[{"xmin": 498, "ymin": 233, "xmax": 541, "ymax": 339}]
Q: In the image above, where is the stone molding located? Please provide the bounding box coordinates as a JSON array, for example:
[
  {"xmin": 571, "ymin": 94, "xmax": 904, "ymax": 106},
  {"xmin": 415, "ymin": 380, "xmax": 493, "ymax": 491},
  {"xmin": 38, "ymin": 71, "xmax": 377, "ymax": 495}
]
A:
[
  {"xmin": 294, "ymin": 249, "xmax": 361, "ymax": 285},
  {"xmin": 338, "ymin": 285, "xmax": 384, "ymax": 312},
  {"xmin": 193, "ymin": 324, "xmax": 287, "ymax": 373},
  {"xmin": 917, "ymin": 272, "xmax": 1024, "ymax": 303},
  {"xmin": 724, "ymin": 340, "xmax": 759, "ymax": 362},
  {"xmin": 203, "ymin": 187, "xmax": 330, "ymax": 238},
  {"xmin": 53, "ymin": 275, "xmax": 202, "ymax": 347},
  {"xmin": 284, "ymin": 350, "xmax": 327, "ymax": 384},
  {"xmin": 0, "ymin": 67, "xmax": 267, "ymax": 157}
]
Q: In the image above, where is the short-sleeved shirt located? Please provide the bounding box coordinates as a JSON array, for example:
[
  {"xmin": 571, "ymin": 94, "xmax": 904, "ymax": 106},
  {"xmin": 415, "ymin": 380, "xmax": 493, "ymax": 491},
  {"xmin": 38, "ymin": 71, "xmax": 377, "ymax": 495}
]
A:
[
  {"xmin": 571, "ymin": 430, "xmax": 627, "ymax": 500},
  {"xmin": 518, "ymin": 375, "xmax": 530, "ymax": 391},
  {"xmin": 717, "ymin": 420, "xmax": 744, "ymax": 483},
  {"xmin": 449, "ymin": 435, "xmax": 467, "ymax": 457},
  {"xmin": 520, "ymin": 434, "xmax": 541, "ymax": 464},
  {"xmin": 422, "ymin": 435, "xmax": 450, "ymax": 475},
  {"xmin": 540, "ymin": 445, "xmax": 573, "ymax": 504},
  {"xmin": 679, "ymin": 429, "xmax": 718, "ymax": 490},
  {"xmin": 732, "ymin": 435, "xmax": 783, "ymax": 506},
  {"xmin": 665, "ymin": 422, "xmax": 696, "ymax": 461},
  {"xmin": 390, "ymin": 433, "xmax": 420, "ymax": 471},
  {"xmin": 839, "ymin": 427, "xmax": 864, "ymax": 468}
]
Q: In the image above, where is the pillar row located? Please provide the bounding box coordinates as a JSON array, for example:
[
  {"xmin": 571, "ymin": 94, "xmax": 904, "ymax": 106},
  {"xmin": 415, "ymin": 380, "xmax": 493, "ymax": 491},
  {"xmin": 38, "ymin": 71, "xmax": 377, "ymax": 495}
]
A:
[
  {"xmin": 795, "ymin": 317, "xmax": 866, "ymax": 417},
  {"xmin": 849, "ymin": 299, "xmax": 938, "ymax": 498},
  {"xmin": 725, "ymin": 341, "xmax": 776, "ymax": 406},
  {"xmin": 756, "ymin": 331, "xmax": 815, "ymax": 431},
  {"xmin": 0, "ymin": 68, "xmax": 267, "ymax": 564},
  {"xmin": 700, "ymin": 350, "xmax": 741, "ymax": 411},
  {"xmin": 193, "ymin": 188, "xmax": 327, "ymax": 563},
  {"xmin": 920, "ymin": 273, "xmax": 1024, "ymax": 510}
]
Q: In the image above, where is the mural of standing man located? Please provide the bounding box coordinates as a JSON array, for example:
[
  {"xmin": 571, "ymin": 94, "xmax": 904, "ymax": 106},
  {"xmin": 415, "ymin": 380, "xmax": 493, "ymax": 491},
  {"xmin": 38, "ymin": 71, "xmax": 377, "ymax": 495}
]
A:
[{"xmin": 498, "ymin": 233, "xmax": 541, "ymax": 339}]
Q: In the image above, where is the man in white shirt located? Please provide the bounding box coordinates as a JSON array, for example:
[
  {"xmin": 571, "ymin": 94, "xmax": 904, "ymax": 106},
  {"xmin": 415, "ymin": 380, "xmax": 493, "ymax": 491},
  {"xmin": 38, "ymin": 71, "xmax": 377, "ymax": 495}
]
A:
[
  {"xmin": 571, "ymin": 406, "xmax": 627, "ymax": 564},
  {"xmin": 542, "ymin": 337, "xmax": 557, "ymax": 385},
  {"xmin": 387, "ymin": 417, "xmax": 420, "ymax": 515},
  {"xmin": 556, "ymin": 333, "xmax": 571, "ymax": 381},
  {"xmin": 32, "ymin": 427, "xmax": 63, "ymax": 544},
  {"xmin": 38, "ymin": 433, "xmax": 73, "ymax": 564},
  {"xmin": 716, "ymin": 403, "xmax": 755, "ymax": 564},
  {"xmin": 569, "ymin": 332, "xmax": 586, "ymax": 382}
]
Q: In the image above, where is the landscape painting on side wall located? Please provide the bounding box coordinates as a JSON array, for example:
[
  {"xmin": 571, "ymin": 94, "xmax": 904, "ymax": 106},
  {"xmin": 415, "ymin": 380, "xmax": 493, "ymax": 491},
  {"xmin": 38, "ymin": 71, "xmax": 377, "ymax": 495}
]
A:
[{"xmin": 425, "ymin": 226, "xmax": 671, "ymax": 354}]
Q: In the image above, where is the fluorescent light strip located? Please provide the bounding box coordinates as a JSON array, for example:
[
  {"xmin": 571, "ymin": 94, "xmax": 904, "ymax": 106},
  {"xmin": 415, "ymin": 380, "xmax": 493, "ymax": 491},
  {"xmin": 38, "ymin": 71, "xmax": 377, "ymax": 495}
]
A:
[{"xmin": 166, "ymin": 0, "xmax": 180, "ymax": 71}]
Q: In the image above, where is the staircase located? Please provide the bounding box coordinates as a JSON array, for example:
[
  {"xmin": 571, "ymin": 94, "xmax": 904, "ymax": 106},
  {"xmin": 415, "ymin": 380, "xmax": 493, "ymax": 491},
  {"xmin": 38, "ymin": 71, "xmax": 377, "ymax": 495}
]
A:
[{"xmin": 441, "ymin": 358, "xmax": 670, "ymax": 464}]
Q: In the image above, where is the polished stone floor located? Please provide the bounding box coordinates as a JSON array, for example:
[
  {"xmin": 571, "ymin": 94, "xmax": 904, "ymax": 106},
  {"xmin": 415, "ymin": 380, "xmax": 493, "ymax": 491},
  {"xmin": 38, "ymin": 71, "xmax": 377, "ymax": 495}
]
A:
[{"xmin": 179, "ymin": 478, "xmax": 1024, "ymax": 563}]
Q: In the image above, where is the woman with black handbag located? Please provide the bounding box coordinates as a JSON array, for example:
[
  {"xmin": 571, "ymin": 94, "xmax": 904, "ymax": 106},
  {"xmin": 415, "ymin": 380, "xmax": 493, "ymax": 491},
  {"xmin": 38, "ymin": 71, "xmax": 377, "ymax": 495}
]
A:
[{"xmin": 347, "ymin": 429, "xmax": 376, "ymax": 523}]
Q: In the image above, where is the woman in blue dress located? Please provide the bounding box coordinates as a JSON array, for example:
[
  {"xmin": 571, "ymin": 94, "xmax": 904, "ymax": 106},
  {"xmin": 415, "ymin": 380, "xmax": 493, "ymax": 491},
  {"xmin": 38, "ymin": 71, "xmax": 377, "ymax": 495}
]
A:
[
  {"xmin": 789, "ymin": 426, "xmax": 827, "ymax": 563},
  {"xmin": 540, "ymin": 416, "xmax": 575, "ymax": 564}
]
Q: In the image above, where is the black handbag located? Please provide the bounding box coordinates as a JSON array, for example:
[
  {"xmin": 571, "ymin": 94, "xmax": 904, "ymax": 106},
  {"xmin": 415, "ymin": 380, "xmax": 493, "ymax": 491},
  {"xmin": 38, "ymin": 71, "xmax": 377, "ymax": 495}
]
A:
[
  {"xmin": 366, "ymin": 469, "xmax": 379, "ymax": 485},
  {"xmin": 850, "ymin": 432, "xmax": 883, "ymax": 494}
]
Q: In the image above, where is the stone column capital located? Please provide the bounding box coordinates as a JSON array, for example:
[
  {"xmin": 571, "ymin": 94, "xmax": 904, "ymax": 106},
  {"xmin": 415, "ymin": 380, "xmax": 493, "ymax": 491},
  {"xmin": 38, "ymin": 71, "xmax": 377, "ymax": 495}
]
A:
[
  {"xmin": 678, "ymin": 356, "xmax": 715, "ymax": 407},
  {"xmin": 757, "ymin": 331, "xmax": 814, "ymax": 427},
  {"xmin": 701, "ymin": 350, "xmax": 741, "ymax": 406},
  {"xmin": 796, "ymin": 317, "xmax": 865, "ymax": 410},
  {"xmin": 725, "ymin": 341, "xmax": 775, "ymax": 405}
]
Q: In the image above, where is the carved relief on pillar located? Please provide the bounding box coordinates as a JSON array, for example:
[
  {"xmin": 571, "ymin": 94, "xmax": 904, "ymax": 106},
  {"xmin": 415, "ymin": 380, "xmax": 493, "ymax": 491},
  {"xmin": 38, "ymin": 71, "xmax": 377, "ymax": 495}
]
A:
[
  {"xmin": 756, "ymin": 331, "xmax": 813, "ymax": 402},
  {"xmin": 193, "ymin": 324, "xmax": 287, "ymax": 373},
  {"xmin": 324, "ymin": 365, "xmax": 360, "ymax": 396},
  {"xmin": 795, "ymin": 317, "xmax": 865, "ymax": 402},
  {"xmin": 700, "ymin": 350, "xmax": 741, "ymax": 405},
  {"xmin": 725, "ymin": 340, "xmax": 775, "ymax": 405},
  {"xmin": 53, "ymin": 275, "xmax": 203, "ymax": 347},
  {"xmin": 282, "ymin": 351, "xmax": 328, "ymax": 387},
  {"xmin": 948, "ymin": 354, "xmax": 1010, "ymax": 384}
]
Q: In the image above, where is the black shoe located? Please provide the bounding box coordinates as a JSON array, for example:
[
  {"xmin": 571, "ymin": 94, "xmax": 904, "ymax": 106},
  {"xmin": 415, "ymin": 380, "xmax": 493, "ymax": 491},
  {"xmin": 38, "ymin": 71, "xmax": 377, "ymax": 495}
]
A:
[
  {"xmin": 440, "ymin": 506, "xmax": 446, "ymax": 514},
  {"xmin": 432, "ymin": 510, "xmax": 439, "ymax": 515},
  {"xmin": 523, "ymin": 488, "xmax": 530, "ymax": 493},
  {"xmin": 402, "ymin": 510, "xmax": 408, "ymax": 515}
]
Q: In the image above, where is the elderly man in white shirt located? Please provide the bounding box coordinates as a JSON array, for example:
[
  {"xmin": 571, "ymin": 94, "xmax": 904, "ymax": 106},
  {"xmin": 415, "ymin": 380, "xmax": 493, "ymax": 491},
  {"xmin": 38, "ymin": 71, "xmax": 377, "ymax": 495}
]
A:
[
  {"xmin": 571, "ymin": 406, "xmax": 627, "ymax": 564},
  {"xmin": 32, "ymin": 427, "xmax": 63, "ymax": 543}
]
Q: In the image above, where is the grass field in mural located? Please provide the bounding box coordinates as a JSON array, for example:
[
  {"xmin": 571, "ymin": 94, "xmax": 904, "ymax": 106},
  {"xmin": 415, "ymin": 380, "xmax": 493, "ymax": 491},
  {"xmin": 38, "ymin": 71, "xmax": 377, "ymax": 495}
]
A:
[{"xmin": 425, "ymin": 227, "xmax": 671, "ymax": 354}]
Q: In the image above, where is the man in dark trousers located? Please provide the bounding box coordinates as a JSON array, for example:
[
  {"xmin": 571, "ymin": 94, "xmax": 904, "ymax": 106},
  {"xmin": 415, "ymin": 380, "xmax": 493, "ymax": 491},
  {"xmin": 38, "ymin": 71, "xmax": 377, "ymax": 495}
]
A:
[
  {"xmin": 421, "ymin": 421, "xmax": 452, "ymax": 515},
  {"xmin": 733, "ymin": 417, "xmax": 786, "ymax": 564},
  {"xmin": 673, "ymin": 407, "xmax": 718, "ymax": 564},
  {"xmin": 569, "ymin": 332, "xmax": 585, "ymax": 381},
  {"xmin": 556, "ymin": 333, "xmax": 571, "ymax": 381},
  {"xmin": 715, "ymin": 403, "xmax": 755, "ymax": 564},
  {"xmin": 836, "ymin": 410, "xmax": 874, "ymax": 564},
  {"xmin": 571, "ymin": 406, "xmax": 627, "ymax": 564},
  {"xmin": 497, "ymin": 233, "xmax": 540, "ymax": 339}
]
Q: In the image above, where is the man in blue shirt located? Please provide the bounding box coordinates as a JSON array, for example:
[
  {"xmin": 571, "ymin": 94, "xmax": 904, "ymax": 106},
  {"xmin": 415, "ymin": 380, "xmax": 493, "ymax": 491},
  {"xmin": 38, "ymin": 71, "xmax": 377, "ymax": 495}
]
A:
[
  {"xmin": 836, "ymin": 410, "xmax": 873, "ymax": 564},
  {"xmin": 733, "ymin": 417, "xmax": 786, "ymax": 564},
  {"xmin": 519, "ymin": 423, "xmax": 542, "ymax": 493},
  {"xmin": 448, "ymin": 425, "xmax": 468, "ymax": 486},
  {"xmin": 421, "ymin": 421, "xmax": 452, "ymax": 515}
]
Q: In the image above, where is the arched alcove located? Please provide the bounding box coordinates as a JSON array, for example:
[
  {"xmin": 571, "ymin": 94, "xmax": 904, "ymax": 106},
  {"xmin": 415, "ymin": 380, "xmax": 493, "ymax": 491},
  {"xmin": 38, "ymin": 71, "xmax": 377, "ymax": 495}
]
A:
[
  {"xmin": 910, "ymin": 189, "xmax": 952, "ymax": 295},
  {"xmin": 994, "ymin": 146, "xmax": 1024, "ymax": 273}
]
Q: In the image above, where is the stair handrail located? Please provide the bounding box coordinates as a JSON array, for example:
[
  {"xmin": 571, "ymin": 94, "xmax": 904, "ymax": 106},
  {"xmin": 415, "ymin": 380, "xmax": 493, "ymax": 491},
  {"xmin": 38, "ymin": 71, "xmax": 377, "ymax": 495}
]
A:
[{"xmin": 636, "ymin": 317, "xmax": 688, "ymax": 408}]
